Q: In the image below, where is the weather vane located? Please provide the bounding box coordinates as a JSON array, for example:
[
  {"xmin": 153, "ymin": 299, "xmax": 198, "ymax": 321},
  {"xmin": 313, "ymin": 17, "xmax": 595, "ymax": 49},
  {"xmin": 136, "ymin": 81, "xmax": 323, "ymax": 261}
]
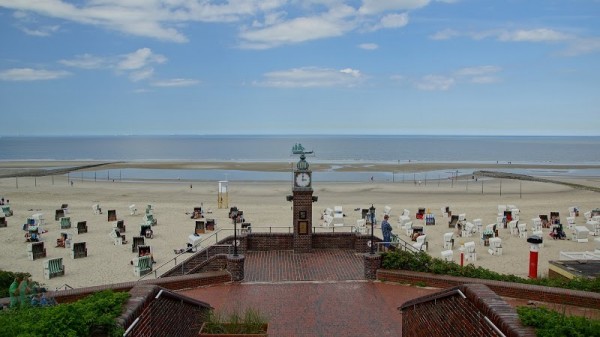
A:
[{"xmin": 291, "ymin": 143, "xmax": 314, "ymax": 156}]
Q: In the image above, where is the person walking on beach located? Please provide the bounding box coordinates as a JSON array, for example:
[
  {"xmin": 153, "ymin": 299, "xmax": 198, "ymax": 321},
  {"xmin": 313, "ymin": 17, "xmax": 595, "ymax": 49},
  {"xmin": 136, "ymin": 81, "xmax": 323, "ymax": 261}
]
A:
[
  {"xmin": 9, "ymin": 275, "xmax": 21, "ymax": 308},
  {"xmin": 381, "ymin": 214, "xmax": 393, "ymax": 251}
]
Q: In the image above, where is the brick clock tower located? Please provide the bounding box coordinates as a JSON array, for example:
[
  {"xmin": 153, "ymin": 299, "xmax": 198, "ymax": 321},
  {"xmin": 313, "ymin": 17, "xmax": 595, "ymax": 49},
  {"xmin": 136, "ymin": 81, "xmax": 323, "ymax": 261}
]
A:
[{"xmin": 289, "ymin": 145, "xmax": 316, "ymax": 253}]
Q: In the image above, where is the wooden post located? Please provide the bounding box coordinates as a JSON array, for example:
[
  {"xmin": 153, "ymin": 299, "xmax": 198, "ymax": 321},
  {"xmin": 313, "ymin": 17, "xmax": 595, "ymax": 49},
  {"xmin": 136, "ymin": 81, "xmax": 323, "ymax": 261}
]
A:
[
  {"xmin": 500, "ymin": 179, "xmax": 502, "ymax": 196},
  {"xmin": 16, "ymin": 177, "xmax": 18, "ymax": 189}
]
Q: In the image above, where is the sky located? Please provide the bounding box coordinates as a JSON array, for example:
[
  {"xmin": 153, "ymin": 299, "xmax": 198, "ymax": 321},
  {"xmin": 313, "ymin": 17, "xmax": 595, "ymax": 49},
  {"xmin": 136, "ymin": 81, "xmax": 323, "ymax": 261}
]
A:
[{"xmin": 0, "ymin": 0, "xmax": 599, "ymax": 136}]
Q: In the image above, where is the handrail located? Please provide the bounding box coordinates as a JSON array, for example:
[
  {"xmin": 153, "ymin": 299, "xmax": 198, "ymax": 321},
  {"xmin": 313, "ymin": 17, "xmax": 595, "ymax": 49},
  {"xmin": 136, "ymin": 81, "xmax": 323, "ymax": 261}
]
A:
[
  {"xmin": 137, "ymin": 225, "xmax": 385, "ymax": 281},
  {"xmin": 55, "ymin": 284, "xmax": 74, "ymax": 291},
  {"xmin": 138, "ymin": 229, "xmax": 232, "ymax": 281}
]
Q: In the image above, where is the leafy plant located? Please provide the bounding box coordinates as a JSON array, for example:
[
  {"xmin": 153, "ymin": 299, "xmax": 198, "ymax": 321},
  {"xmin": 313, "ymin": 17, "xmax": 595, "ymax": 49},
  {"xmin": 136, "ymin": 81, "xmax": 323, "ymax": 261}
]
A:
[
  {"xmin": 517, "ymin": 306, "xmax": 600, "ymax": 337},
  {"xmin": 0, "ymin": 270, "xmax": 42, "ymax": 298},
  {"xmin": 201, "ymin": 308, "xmax": 268, "ymax": 334},
  {"xmin": 0, "ymin": 290, "xmax": 129, "ymax": 337},
  {"xmin": 381, "ymin": 250, "xmax": 600, "ymax": 293}
]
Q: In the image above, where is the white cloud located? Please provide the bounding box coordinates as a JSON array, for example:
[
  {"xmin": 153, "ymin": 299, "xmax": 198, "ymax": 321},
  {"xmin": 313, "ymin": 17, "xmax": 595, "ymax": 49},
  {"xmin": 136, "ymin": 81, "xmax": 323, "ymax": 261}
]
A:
[
  {"xmin": 0, "ymin": 68, "xmax": 70, "ymax": 81},
  {"xmin": 430, "ymin": 28, "xmax": 459, "ymax": 40},
  {"xmin": 21, "ymin": 25, "xmax": 59, "ymax": 37},
  {"xmin": 239, "ymin": 6, "xmax": 355, "ymax": 49},
  {"xmin": 0, "ymin": 0, "xmax": 288, "ymax": 43},
  {"xmin": 359, "ymin": 0, "xmax": 430, "ymax": 15},
  {"xmin": 59, "ymin": 53, "xmax": 109, "ymax": 69},
  {"xmin": 118, "ymin": 48, "xmax": 166, "ymax": 70},
  {"xmin": 151, "ymin": 78, "xmax": 199, "ymax": 87},
  {"xmin": 374, "ymin": 13, "xmax": 409, "ymax": 30},
  {"xmin": 0, "ymin": 1, "xmax": 438, "ymax": 47},
  {"xmin": 412, "ymin": 65, "xmax": 501, "ymax": 90},
  {"xmin": 562, "ymin": 37, "xmax": 600, "ymax": 56},
  {"xmin": 454, "ymin": 65, "xmax": 500, "ymax": 77},
  {"xmin": 254, "ymin": 67, "xmax": 365, "ymax": 88},
  {"xmin": 498, "ymin": 28, "xmax": 571, "ymax": 42},
  {"xmin": 358, "ymin": 43, "xmax": 379, "ymax": 50},
  {"xmin": 415, "ymin": 75, "xmax": 454, "ymax": 91},
  {"xmin": 129, "ymin": 67, "xmax": 154, "ymax": 82}
]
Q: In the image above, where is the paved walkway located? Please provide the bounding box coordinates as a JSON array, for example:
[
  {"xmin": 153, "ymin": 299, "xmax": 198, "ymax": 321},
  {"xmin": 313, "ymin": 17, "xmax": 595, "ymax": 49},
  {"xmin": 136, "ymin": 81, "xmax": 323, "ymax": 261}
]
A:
[{"xmin": 180, "ymin": 250, "xmax": 439, "ymax": 337}]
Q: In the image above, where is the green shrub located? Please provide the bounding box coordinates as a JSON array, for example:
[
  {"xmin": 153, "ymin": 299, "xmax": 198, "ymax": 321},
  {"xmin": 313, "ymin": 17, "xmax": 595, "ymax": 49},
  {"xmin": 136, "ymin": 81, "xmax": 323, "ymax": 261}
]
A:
[
  {"xmin": 517, "ymin": 306, "xmax": 600, "ymax": 337},
  {"xmin": 0, "ymin": 290, "xmax": 129, "ymax": 337},
  {"xmin": 381, "ymin": 250, "xmax": 599, "ymax": 293},
  {"xmin": 202, "ymin": 308, "xmax": 268, "ymax": 334},
  {"xmin": 0, "ymin": 270, "xmax": 41, "ymax": 298}
]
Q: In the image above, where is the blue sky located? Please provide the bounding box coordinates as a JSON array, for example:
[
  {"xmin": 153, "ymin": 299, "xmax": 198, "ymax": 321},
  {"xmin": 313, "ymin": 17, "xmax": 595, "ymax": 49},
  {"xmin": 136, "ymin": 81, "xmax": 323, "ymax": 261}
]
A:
[{"xmin": 0, "ymin": 0, "xmax": 599, "ymax": 136}]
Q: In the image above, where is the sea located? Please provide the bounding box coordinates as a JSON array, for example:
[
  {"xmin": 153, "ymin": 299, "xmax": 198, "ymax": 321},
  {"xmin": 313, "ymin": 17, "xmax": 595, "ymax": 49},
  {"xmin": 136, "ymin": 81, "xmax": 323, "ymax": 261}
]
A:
[{"xmin": 0, "ymin": 135, "xmax": 599, "ymax": 182}]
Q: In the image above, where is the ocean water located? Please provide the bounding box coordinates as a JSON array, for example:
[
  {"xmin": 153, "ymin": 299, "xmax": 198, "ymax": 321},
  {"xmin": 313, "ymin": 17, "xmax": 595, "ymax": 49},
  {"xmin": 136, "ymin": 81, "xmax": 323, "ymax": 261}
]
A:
[{"xmin": 1, "ymin": 135, "xmax": 599, "ymax": 181}]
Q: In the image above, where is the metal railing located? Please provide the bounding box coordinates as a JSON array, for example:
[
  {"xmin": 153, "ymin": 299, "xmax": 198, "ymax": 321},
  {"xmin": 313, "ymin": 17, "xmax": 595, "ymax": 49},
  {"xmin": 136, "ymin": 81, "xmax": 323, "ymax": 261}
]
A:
[
  {"xmin": 137, "ymin": 224, "xmax": 387, "ymax": 281},
  {"xmin": 374, "ymin": 235, "xmax": 421, "ymax": 253},
  {"xmin": 138, "ymin": 229, "xmax": 233, "ymax": 281}
]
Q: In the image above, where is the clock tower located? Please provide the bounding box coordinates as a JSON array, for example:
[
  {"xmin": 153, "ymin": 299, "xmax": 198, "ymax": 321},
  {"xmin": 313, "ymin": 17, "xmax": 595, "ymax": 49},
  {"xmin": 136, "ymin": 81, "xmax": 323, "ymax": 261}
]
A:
[{"xmin": 290, "ymin": 146, "xmax": 315, "ymax": 253}]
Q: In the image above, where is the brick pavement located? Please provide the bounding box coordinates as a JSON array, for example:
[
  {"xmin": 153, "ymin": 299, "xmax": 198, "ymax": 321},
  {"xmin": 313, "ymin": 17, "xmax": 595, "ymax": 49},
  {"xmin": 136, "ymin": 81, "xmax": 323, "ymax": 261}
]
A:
[{"xmin": 180, "ymin": 250, "xmax": 438, "ymax": 336}]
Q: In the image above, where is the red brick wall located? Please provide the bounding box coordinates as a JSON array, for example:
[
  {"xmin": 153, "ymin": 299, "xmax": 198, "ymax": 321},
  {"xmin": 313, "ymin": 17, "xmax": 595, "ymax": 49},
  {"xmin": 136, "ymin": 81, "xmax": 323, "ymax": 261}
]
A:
[
  {"xmin": 378, "ymin": 269, "xmax": 600, "ymax": 309},
  {"xmin": 120, "ymin": 284, "xmax": 211, "ymax": 337},
  {"xmin": 401, "ymin": 284, "xmax": 536, "ymax": 337},
  {"xmin": 247, "ymin": 233, "xmax": 293, "ymax": 251},
  {"xmin": 29, "ymin": 271, "xmax": 231, "ymax": 305}
]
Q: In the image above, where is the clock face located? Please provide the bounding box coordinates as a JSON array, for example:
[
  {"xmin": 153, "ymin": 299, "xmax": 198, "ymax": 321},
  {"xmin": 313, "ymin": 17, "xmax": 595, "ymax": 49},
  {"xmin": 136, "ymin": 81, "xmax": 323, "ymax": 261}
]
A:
[{"xmin": 295, "ymin": 172, "xmax": 311, "ymax": 187}]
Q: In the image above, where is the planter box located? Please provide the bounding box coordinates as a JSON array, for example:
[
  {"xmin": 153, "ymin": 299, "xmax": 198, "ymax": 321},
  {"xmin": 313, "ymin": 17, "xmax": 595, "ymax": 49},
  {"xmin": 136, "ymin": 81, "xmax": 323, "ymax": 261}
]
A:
[{"xmin": 198, "ymin": 323, "xmax": 268, "ymax": 337}]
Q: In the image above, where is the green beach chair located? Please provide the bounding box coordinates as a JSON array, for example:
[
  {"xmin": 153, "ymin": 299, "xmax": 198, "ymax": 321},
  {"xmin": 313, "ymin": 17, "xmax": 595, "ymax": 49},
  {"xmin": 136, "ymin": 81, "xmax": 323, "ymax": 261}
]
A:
[
  {"xmin": 60, "ymin": 217, "xmax": 71, "ymax": 229},
  {"xmin": 133, "ymin": 255, "xmax": 153, "ymax": 277},
  {"xmin": 2, "ymin": 205, "xmax": 13, "ymax": 217},
  {"xmin": 144, "ymin": 213, "xmax": 157, "ymax": 226},
  {"xmin": 43, "ymin": 257, "xmax": 65, "ymax": 279}
]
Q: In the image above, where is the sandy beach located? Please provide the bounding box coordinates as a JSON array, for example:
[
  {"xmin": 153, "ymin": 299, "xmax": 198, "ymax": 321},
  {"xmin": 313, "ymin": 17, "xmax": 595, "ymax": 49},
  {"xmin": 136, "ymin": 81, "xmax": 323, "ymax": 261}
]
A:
[{"xmin": 1, "ymin": 161, "xmax": 599, "ymax": 290}]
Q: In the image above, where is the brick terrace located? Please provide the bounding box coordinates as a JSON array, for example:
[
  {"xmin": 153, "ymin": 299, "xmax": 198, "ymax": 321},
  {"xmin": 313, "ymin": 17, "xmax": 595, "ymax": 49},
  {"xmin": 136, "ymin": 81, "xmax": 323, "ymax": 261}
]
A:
[
  {"xmin": 181, "ymin": 249, "xmax": 439, "ymax": 337},
  {"xmin": 244, "ymin": 249, "xmax": 365, "ymax": 282}
]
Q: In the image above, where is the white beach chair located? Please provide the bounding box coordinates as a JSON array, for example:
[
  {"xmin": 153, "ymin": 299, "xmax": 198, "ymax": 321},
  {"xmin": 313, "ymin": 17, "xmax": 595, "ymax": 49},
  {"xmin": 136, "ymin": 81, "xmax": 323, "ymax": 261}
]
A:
[
  {"xmin": 509, "ymin": 220, "xmax": 519, "ymax": 236},
  {"xmin": 573, "ymin": 226, "xmax": 589, "ymax": 243},
  {"xmin": 531, "ymin": 218, "xmax": 542, "ymax": 231},
  {"xmin": 401, "ymin": 209, "xmax": 410, "ymax": 217},
  {"xmin": 398, "ymin": 215, "xmax": 411, "ymax": 229},
  {"xmin": 472, "ymin": 218, "xmax": 482, "ymax": 233},
  {"xmin": 332, "ymin": 206, "xmax": 344, "ymax": 226},
  {"xmin": 518, "ymin": 223, "xmax": 528, "ymax": 238},
  {"xmin": 587, "ymin": 220, "xmax": 600, "ymax": 236},
  {"xmin": 488, "ymin": 237, "xmax": 503, "ymax": 256},
  {"xmin": 412, "ymin": 235, "xmax": 427, "ymax": 251},
  {"xmin": 443, "ymin": 232, "xmax": 454, "ymax": 249},
  {"xmin": 383, "ymin": 205, "xmax": 392, "ymax": 216},
  {"xmin": 92, "ymin": 204, "xmax": 102, "ymax": 215},
  {"xmin": 462, "ymin": 222, "xmax": 475, "ymax": 237},
  {"xmin": 322, "ymin": 214, "xmax": 333, "ymax": 228},
  {"xmin": 441, "ymin": 250, "xmax": 453, "ymax": 262},
  {"xmin": 464, "ymin": 241, "xmax": 477, "ymax": 262},
  {"xmin": 568, "ymin": 206, "xmax": 579, "ymax": 218},
  {"xmin": 129, "ymin": 204, "xmax": 138, "ymax": 216},
  {"xmin": 404, "ymin": 221, "xmax": 413, "ymax": 237}
]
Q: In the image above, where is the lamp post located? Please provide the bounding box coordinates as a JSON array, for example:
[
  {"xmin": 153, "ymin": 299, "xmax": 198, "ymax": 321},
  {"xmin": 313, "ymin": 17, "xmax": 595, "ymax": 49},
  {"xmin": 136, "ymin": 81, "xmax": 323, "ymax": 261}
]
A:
[
  {"xmin": 369, "ymin": 204, "xmax": 376, "ymax": 254},
  {"xmin": 231, "ymin": 209, "xmax": 238, "ymax": 256}
]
